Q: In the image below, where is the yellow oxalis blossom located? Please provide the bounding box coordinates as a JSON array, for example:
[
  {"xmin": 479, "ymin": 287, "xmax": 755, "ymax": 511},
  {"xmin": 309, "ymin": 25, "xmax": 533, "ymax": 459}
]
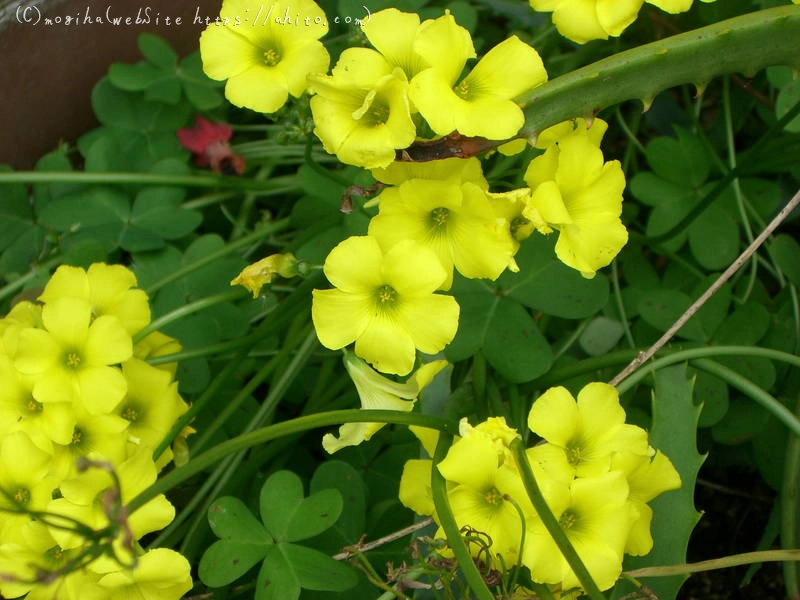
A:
[
  {"xmin": 360, "ymin": 9, "xmax": 433, "ymax": 81},
  {"xmin": 527, "ymin": 383, "xmax": 650, "ymax": 479},
  {"xmin": 410, "ymin": 34, "xmax": 547, "ymax": 139},
  {"xmin": 611, "ymin": 450, "xmax": 681, "ymax": 556},
  {"xmin": 523, "ymin": 132, "xmax": 627, "ymax": 277},
  {"xmin": 436, "ymin": 431, "xmax": 535, "ymax": 567},
  {"xmin": 38, "ymin": 263, "xmax": 151, "ymax": 335},
  {"xmin": 372, "ymin": 156, "xmax": 488, "ymax": 189},
  {"xmin": 200, "ymin": 0, "xmax": 329, "ymax": 113},
  {"xmin": 231, "ymin": 252, "xmax": 298, "ymax": 298},
  {"xmin": 322, "ymin": 351, "xmax": 447, "ymax": 453},
  {"xmin": 368, "ymin": 179, "xmax": 516, "ymax": 290},
  {"xmin": 309, "ymin": 48, "xmax": 415, "ymax": 169},
  {"xmin": 14, "ymin": 297, "xmax": 132, "ymax": 413},
  {"xmin": 94, "ymin": 548, "xmax": 193, "ymax": 599},
  {"xmin": 523, "ymin": 471, "xmax": 633, "ymax": 591},
  {"xmin": 530, "ymin": 0, "xmax": 716, "ymax": 44},
  {"xmin": 312, "ymin": 236, "xmax": 459, "ymax": 376}
]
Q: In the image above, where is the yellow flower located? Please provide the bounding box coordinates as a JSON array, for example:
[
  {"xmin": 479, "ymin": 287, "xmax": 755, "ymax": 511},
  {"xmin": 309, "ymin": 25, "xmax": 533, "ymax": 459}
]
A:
[
  {"xmin": 437, "ymin": 431, "xmax": 534, "ymax": 567},
  {"xmin": 529, "ymin": 0, "xmax": 643, "ymax": 44},
  {"xmin": 200, "ymin": 0, "xmax": 329, "ymax": 113},
  {"xmin": 231, "ymin": 253, "xmax": 298, "ymax": 298},
  {"xmin": 611, "ymin": 450, "xmax": 681, "ymax": 556},
  {"xmin": 309, "ymin": 48, "xmax": 416, "ymax": 168},
  {"xmin": 534, "ymin": 118, "xmax": 608, "ymax": 150},
  {"xmin": 38, "ymin": 263, "xmax": 151, "ymax": 336},
  {"xmin": 312, "ymin": 236, "xmax": 459, "ymax": 375},
  {"xmin": 368, "ymin": 180, "xmax": 516, "ymax": 289},
  {"xmin": 371, "ymin": 156, "xmax": 488, "ymax": 189},
  {"xmin": 527, "ymin": 383, "xmax": 650, "ymax": 479},
  {"xmin": 14, "ymin": 297, "xmax": 132, "ymax": 413},
  {"xmin": 95, "ymin": 548, "xmax": 193, "ymax": 599},
  {"xmin": 360, "ymin": 9, "xmax": 432, "ymax": 81},
  {"xmin": 410, "ymin": 35, "xmax": 547, "ymax": 139},
  {"xmin": 529, "ymin": 0, "xmax": 716, "ymax": 44},
  {"xmin": 322, "ymin": 351, "xmax": 447, "ymax": 453},
  {"xmin": 523, "ymin": 132, "xmax": 627, "ymax": 277},
  {"xmin": 522, "ymin": 471, "xmax": 633, "ymax": 591}
]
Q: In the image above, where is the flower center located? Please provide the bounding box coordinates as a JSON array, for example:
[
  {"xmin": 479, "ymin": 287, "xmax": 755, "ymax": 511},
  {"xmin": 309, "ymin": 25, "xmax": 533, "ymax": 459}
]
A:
[
  {"xmin": 483, "ymin": 486, "xmax": 503, "ymax": 507},
  {"xmin": 361, "ymin": 100, "xmax": 390, "ymax": 127},
  {"xmin": 375, "ymin": 285, "xmax": 398, "ymax": 307},
  {"xmin": 262, "ymin": 48, "xmax": 281, "ymax": 66},
  {"xmin": 454, "ymin": 79, "xmax": 471, "ymax": 99},
  {"xmin": 510, "ymin": 215, "xmax": 532, "ymax": 239},
  {"xmin": 121, "ymin": 405, "xmax": 139, "ymax": 422},
  {"xmin": 63, "ymin": 350, "xmax": 82, "ymax": 370},
  {"xmin": 71, "ymin": 427, "xmax": 84, "ymax": 447},
  {"xmin": 13, "ymin": 487, "xmax": 31, "ymax": 505},
  {"xmin": 26, "ymin": 396, "xmax": 43, "ymax": 414},
  {"xmin": 559, "ymin": 509, "xmax": 577, "ymax": 530},
  {"xmin": 565, "ymin": 442, "xmax": 583, "ymax": 466},
  {"xmin": 429, "ymin": 207, "xmax": 450, "ymax": 230}
]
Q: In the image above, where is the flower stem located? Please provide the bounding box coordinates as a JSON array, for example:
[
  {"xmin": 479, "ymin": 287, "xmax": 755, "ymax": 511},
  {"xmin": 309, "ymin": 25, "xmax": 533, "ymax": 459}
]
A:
[
  {"xmin": 430, "ymin": 433, "xmax": 496, "ymax": 600},
  {"xmin": 509, "ymin": 437, "xmax": 607, "ymax": 600}
]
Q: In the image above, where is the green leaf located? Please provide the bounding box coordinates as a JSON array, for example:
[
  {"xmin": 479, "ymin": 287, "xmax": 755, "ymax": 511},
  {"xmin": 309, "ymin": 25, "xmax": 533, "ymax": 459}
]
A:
[
  {"xmin": 483, "ymin": 298, "xmax": 552, "ymax": 383},
  {"xmin": 281, "ymin": 543, "xmax": 357, "ymax": 592},
  {"xmin": 776, "ymin": 75, "xmax": 800, "ymax": 133},
  {"xmin": 108, "ymin": 62, "xmax": 163, "ymax": 91},
  {"xmin": 645, "ymin": 129, "xmax": 709, "ymax": 187},
  {"xmin": 712, "ymin": 302, "xmax": 770, "ymax": 345},
  {"xmin": 578, "ymin": 316, "xmax": 625, "ymax": 357},
  {"xmin": 260, "ymin": 471, "xmax": 305, "ymax": 541},
  {"xmin": 711, "ymin": 397, "xmax": 771, "ymax": 444},
  {"xmin": 138, "ymin": 33, "xmax": 178, "ymax": 70},
  {"xmin": 257, "ymin": 546, "xmax": 301, "ymax": 600},
  {"xmin": 769, "ymin": 234, "xmax": 800, "ymax": 287},
  {"xmin": 208, "ymin": 496, "xmax": 269, "ymax": 542},
  {"xmin": 688, "ymin": 202, "xmax": 739, "ymax": 270},
  {"xmin": 200, "ymin": 538, "xmax": 270, "ymax": 587},
  {"xmin": 693, "ymin": 370, "xmax": 730, "ymax": 428},
  {"xmin": 637, "ymin": 289, "xmax": 704, "ymax": 341},
  {"xmin": 286, "ymin": 488, "xmax": 343, "ymax": 542},
  {"xmin": 144, "ymin": 78, "xmax": 182, "ymax": 104},
  {"xmin": 309, "ymin": 461, "xmax": 367, "ymax": 553},
  {"xmin": 0, "ymin": 167, "xmax": 34, "ymax": 253},
  {"xmin": 618, "ymin": 365, "xmax": 704, "ymax": 600},
  {"xmin": 503, "ymin": 235, "xmax": 609, "ymax": 319},
  {"xmin": 39, "ymin": 187, "xmax": 129, "ymax": 232}
]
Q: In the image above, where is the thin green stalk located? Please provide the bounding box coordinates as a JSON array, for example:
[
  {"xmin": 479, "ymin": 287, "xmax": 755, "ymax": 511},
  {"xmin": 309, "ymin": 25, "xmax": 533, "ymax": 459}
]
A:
[
  {"xmin": 509, "ymin": 438, "xmax": 606, "ymax": 600},
  {"xmin": 553, "ymin": 318, "xmax": 591, "ymax": 362},
  {"xmin": 781, "ymin": 395, "xmax": 800, "ymax": 598},
  {"xmin": 144, "ymin": 217, "xmax": 290, "ymax": 294},
  {"xmin": 0, "ymin": 256, "xmax": 62, "ymax": 303},
  {"xmin": 690, "ymin": 358, "xmax": 800, "ymax": 437},
  {"xmin": 0, "ymin": 171, "xmax": 297, "ymax": 192},
  {"xmin": 611, "ymin": 260, "xmax": 636, "ymax": 349},
  {"xmin": 133, "ymin": 289, "xmax": 246, "ymax": 344},
  {"xmin": 624, "ymin": 549, "xmax": 800, "ymax": 579},
  {"xmin": 304, "ymin": 135, "xmax": 352, "ymax": 188},
  {"xmin": 129, "ymin": 410, "xmax": 455, "ymax": 512},
  {"xmin": 430, "ymin": 433, "xmax": 496, "ymax": 600}
]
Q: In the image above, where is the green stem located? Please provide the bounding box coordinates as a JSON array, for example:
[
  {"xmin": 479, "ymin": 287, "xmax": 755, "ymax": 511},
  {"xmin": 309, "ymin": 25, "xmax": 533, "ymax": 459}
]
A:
[
  {"xmin": 430, "ymin": 433, "xmax": 496, "ymax": 600},
  {"xmin": 304, "ymin": 135, "xmax": 352, "ymax": 188},
  {"xmin": 128, "ymin": 410, "xmax": 455, "ymax": 512},
  {"xmin": 520, "ymin": 7, "xmax": 800, "ymax": 137},
  {"xmin": 781, "ymin": 395, "xmax": 800, "ymax": 599},
  {"xmin": 509, "ymin": 438, "xmax": 607, "ymax": 600},
  {"xmin": 133, "ymin": 289, "xmax": 246, "ymax": 344},
  {"xmin": 0, "ymin": 256, "xmax": 62, "ymax": 303},
  {"xmin": 624, "ymin": 549, "xmax": 800, "ymax": 579},
  {"xmin": 690, "ymin": 358, "xmax": 800, "ymax": 437},
  {"xmin": 0, "ymin": 171, "xmax": 299, "ymax": 192},
  {"xmin": 615, "ymin": 345, "xmax": 800, "ymax": 394},
  {"xmin": 144, "ymin": 217, "xmax": 290, "ymax": 294}
]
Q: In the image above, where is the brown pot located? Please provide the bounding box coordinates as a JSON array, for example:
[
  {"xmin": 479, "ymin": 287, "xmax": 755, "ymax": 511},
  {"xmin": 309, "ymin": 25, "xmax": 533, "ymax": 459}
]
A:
[{"xmin": 0, "ymin": 0, "xmax": 221, "ymax": 169}]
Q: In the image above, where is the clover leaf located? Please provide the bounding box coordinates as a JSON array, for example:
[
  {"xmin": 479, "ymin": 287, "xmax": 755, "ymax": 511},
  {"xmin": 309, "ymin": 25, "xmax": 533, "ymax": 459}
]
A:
[{"xmin": 199, "ymin": 470, "xmax": 357, "ymax": 600}]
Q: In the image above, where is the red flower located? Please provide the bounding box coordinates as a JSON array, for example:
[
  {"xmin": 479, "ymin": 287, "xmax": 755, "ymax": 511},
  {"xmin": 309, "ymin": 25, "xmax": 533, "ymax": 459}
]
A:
[{"xmin": 177, "ymin": 116, "xmax": 245, "ymax": 175}]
